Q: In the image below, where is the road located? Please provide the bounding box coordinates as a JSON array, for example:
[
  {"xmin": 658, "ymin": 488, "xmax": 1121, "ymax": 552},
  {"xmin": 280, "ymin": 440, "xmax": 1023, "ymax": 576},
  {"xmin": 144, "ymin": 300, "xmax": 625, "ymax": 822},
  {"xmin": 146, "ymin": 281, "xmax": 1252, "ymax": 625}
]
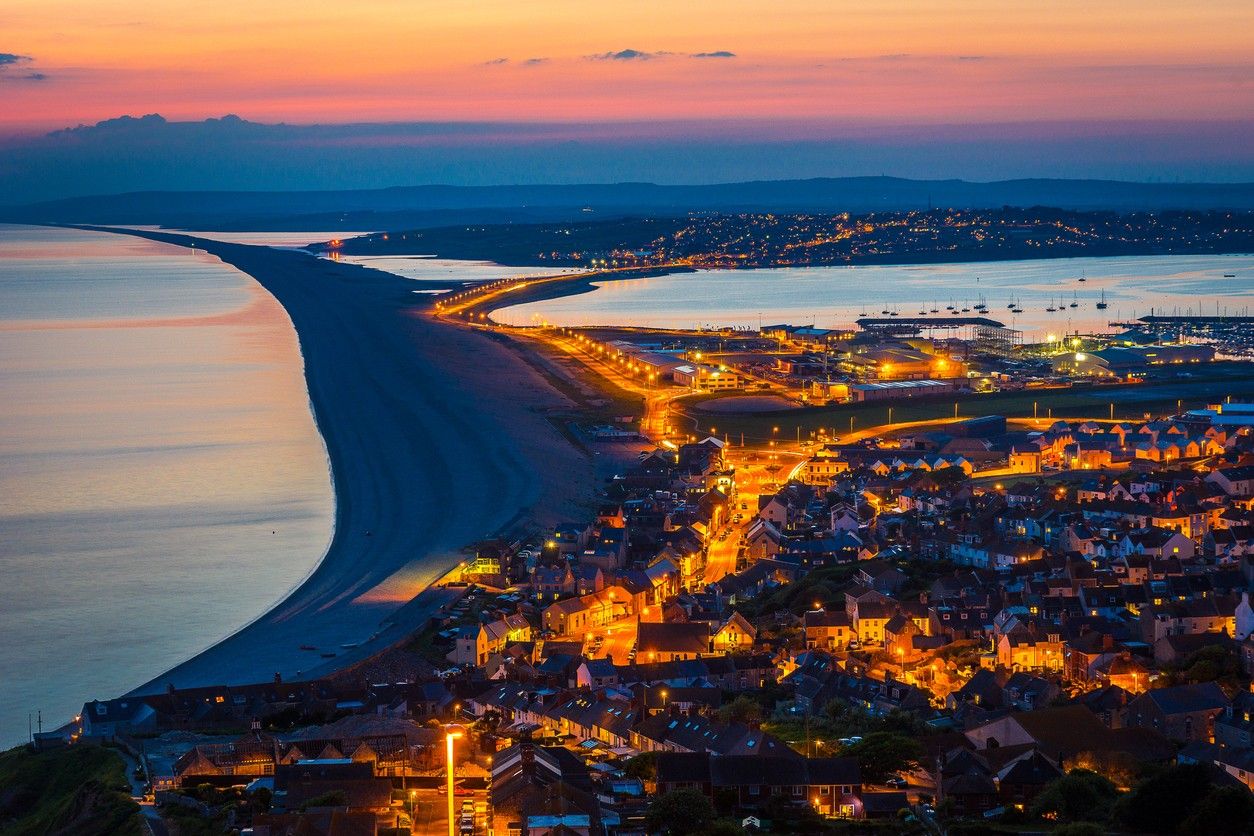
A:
[
  {"xmin": 701, "ymin": 444, "xmax": 806, "ymax": 583},
  {"xmin": 525, "ymin": 326, "xmax": 683, "ymax": 439},
  {"xmin": 409, "ymin": 787, "xmax": 488, "ymax": 835},
  {"xmin": 117, "ymin": 748, "xmax": 168, "ymax": 836},
  {"xmin": 585, "ymin": 619, "xmax": 640, "ymax": 665}
]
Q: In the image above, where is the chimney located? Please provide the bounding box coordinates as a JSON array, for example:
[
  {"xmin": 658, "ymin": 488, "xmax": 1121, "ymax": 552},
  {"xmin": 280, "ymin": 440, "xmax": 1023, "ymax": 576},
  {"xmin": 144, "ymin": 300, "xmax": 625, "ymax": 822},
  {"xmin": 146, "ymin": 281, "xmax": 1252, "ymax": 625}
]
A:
[
  {"xmin": 250, "ymin": 717, "xmax": 261, "ymax": 733},
  {"xmin": 1102, "ymin": 634, "xmax": 1115, "ymax": 651},
  {"xmin": 274, "ymin": 672, "xmax": 282, "ymax": 686}
]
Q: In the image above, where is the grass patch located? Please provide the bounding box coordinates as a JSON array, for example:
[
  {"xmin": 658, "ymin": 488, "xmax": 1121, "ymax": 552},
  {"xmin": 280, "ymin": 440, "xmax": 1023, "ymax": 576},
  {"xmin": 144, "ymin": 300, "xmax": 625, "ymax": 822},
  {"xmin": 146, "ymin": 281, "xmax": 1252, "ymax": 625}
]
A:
[
  {"xmin": 677, "ymin": 365, "xmax": 1254, "ymax": 443},
  {"xmin": 0, "ymin": 744, "xmax": 142, "ymax": 836}
]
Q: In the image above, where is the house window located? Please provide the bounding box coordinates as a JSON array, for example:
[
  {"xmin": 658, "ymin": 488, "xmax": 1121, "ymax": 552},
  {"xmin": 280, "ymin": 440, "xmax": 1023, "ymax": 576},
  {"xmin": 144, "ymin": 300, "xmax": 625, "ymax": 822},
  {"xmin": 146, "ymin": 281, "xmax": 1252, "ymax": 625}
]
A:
[
  {"xmin": 748, "ymin": 785, "xmax": 760, "ymax": 796},
  {"xmin": 839, "ymin": 804, "xmax": 856, "ymax": 818},
  {"xmin": 820, "ymin": 786, "xmax": 831, "ymax": 795}
]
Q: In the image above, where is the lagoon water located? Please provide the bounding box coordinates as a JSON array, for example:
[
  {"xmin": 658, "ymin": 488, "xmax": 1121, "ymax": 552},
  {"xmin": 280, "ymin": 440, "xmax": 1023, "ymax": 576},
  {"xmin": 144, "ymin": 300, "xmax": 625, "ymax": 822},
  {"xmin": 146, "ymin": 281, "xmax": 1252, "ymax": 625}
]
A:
[
  {"xmin": 339, "ymin": 253, "xmax": 575, "ymax": 284},
  {"xmin": 0, "ymin": 225, "xmax": 334, "ymax": 747},
  {"xmin": 491, "ymin": 255, "xmax": 1254, "ymax": 340}
]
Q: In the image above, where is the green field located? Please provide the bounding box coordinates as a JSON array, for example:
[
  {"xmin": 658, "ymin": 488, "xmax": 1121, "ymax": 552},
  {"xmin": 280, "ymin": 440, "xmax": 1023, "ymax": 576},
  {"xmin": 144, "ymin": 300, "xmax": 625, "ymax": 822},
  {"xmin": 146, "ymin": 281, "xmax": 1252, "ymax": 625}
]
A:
[{"xmin": 677, "ymin": 366, "xmax": 1254, "ymax": 444}]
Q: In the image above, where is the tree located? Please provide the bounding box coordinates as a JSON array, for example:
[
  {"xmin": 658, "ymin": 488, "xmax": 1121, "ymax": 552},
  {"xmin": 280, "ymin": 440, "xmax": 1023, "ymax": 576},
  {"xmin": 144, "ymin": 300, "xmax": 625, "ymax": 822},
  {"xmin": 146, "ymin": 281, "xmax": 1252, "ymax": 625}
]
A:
[
  {"xmin": 1115, "ymin": 763, "xmax": 1213, "ymax": 834},
  {"xmin": 1162, "ymin": 644, "xmax": 1244, "ymax": 694},
  {"xmin": 645, "ymin": 788, "xmax": 716, "ymax": 835},
  {"xmin": 877, "ymin": 708, "xmax": 929, "ymax": 738},
  {"xmin": 1067, "ymin": 749, "xmax": 1142, "ymax": 790},
  {"xmin": 717, "ymin": 695, "xmax": 763, "ymax": 725},
  {"xmin": 841, "ymin": 732, "xmax": 923, "ymax": 784},
  {"xmin": 624, "ymin": 751, "xmax": 657, "ymax": 781},
  {"xmin": 1179, "ymin": 786, "xmax": 1254, "ymax": 836},
  {"xmin": 822, "ymin": 696, "xmax": 855, "ymax": 723},
  {"xmin": 1030, "ymin": 769, "xmax": 1118, "ymax": 824}
]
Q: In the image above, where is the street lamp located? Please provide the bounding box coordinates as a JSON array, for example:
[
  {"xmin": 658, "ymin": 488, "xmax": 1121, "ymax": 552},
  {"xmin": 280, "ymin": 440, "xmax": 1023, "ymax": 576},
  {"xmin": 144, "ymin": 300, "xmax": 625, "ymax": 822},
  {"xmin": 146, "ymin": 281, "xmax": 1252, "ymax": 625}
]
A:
[
  {"xmin": 445, "ymin": 725, "xmax": 464, "ymax": 836},
  {"xmin": 409, "ymin": 789, "xmax": 417, "ymax": 833}
]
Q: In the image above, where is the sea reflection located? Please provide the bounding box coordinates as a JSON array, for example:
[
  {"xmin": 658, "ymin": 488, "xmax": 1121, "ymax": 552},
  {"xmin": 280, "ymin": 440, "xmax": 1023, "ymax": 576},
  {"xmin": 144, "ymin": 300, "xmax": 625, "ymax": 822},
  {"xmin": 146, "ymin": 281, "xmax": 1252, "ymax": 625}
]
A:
[{"xmin": 0, "ymin": 225, "xmax": 333, "ymax": 747}]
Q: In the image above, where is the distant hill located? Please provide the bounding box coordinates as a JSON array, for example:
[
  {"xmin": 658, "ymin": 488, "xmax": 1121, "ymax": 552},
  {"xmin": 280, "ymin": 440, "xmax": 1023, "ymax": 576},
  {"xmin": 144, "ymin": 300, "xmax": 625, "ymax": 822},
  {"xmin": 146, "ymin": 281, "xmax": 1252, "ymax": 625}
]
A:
[{"xmin": 4, "ymin": 177, "xmax": 1254, "ymax": 230}]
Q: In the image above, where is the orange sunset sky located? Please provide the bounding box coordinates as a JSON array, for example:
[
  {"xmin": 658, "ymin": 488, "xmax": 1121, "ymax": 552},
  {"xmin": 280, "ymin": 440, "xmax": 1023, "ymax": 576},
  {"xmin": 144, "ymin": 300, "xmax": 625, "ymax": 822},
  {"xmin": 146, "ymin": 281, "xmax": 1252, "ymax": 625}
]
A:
[{"xmin": 1, "ymin": 0, "xmax": 1251, "ymax": 131}]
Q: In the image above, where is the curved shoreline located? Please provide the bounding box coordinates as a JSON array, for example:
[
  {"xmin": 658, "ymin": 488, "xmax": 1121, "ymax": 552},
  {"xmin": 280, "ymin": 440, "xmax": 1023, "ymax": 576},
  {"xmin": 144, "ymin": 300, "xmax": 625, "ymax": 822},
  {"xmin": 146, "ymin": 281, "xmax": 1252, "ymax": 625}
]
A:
[{"xmin": 68, "ymin": 227, "xmax": 594, "ymax": 693}]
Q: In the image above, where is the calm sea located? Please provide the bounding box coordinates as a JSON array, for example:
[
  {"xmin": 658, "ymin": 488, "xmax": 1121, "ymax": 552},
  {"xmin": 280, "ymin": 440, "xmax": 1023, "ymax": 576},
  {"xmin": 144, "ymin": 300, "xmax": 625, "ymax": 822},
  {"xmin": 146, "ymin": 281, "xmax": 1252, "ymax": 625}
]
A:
[
  {"xmin": 491, "ymin": 255, "xmax": 1254, "ymax": 340},
  {"xmin": 0, "ymin": 225, "xmax": 334, "ymax": 747}
]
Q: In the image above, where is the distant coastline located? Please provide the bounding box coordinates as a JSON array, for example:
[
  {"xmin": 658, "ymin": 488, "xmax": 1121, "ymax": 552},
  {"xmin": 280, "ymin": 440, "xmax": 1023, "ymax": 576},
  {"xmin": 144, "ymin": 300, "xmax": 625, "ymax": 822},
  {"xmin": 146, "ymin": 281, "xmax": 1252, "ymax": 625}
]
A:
[{"xmin": 314, "ymin": 207, "xmax": 1254, "ymax": 275}]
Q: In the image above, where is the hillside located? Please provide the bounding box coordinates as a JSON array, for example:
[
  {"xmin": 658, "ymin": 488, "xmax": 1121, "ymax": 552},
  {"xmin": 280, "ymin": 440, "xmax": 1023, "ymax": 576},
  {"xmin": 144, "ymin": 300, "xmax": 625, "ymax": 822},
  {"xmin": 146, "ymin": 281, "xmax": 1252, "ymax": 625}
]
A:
[
  {"xmin": 5, "ymin": 176, "xmax": 1254, "ymax": 230},
  {"xmin": 0, "ymin": 745, "xmax": 142, "ymax": 836}
]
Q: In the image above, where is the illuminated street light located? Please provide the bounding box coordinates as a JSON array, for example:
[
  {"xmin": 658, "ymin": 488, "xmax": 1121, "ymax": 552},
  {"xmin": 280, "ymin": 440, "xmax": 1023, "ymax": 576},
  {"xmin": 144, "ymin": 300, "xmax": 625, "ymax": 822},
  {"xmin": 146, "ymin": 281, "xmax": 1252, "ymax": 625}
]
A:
[{"xmin": 445, "ymin": 725, "xmax": 464, "ymax": 836}]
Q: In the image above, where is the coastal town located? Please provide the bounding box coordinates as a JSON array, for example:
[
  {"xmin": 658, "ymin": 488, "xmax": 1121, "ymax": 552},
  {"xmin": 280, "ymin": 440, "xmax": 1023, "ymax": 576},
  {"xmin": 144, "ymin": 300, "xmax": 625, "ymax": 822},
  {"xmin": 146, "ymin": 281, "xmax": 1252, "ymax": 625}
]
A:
[
  {"xmin": 6, "ymin": 0, "xmax": 1254, "ymax": 833},
  {"xmin": 41, "ymin": 290, "xmax": 1254, "ymax": 836},
  {"xmin": 327, "ymin": 207, "xmax": 1254, "ymax": 273}
]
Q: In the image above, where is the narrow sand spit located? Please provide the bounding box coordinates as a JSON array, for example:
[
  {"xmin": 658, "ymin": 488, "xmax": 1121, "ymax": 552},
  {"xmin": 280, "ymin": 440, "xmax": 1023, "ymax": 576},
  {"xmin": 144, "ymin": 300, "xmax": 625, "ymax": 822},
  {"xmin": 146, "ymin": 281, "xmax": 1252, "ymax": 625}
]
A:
[{"xmin": 80, "ymin": 230, "xmax": 594, "ymax": 692}]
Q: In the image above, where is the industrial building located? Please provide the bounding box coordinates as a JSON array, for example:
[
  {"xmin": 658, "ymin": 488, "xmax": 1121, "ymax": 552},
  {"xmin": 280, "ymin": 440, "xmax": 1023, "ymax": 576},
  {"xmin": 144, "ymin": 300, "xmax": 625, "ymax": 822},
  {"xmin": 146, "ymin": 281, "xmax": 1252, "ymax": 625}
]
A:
[
  {"xmin": 1051, "ymin": 344, "xmax": 1215, "ymax": 377},
  {"xmin": 849, "ymin": 379, "xmax": 959, "ymax": 402},
  {"xmin": 672, "ymin": 363, "xmax": 747, "ymax": 391}
]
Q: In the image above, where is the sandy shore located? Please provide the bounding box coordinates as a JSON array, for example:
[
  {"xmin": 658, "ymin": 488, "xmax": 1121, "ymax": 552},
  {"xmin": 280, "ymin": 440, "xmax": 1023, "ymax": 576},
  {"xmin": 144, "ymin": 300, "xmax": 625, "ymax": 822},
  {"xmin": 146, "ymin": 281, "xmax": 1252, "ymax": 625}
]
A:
[{"xmin": 81, "ymin": 230, "xmax": 595, "ymax": 692}]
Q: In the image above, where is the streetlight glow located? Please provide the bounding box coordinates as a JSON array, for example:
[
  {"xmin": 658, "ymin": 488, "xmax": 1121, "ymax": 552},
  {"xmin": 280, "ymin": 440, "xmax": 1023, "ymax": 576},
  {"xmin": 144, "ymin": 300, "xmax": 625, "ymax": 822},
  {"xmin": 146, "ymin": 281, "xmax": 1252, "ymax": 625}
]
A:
[{"xmin": 444, "ymin": 725, "xmax": 464, "ymax": 836}]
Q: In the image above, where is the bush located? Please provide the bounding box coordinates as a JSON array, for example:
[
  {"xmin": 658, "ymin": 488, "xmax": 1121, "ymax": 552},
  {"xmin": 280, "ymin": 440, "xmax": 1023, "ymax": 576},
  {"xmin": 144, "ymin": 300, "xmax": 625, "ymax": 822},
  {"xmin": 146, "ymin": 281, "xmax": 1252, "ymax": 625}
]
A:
[
  {"xmin": 1030, "ymin": 769, "xmax": 1118, "ymax": 824},
  {"xmin": 645, "ymin": 788, "xmax": 716, "ymax": 835}
]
